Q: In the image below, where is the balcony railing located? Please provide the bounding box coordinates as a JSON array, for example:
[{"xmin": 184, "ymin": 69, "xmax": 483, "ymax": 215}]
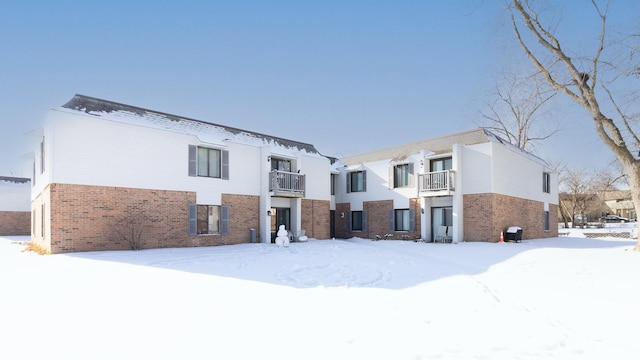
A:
[
  {"xmin": 270, "ymin": 170, "xmax": 305, "ymax": 197},
  {"xmin": 418, "ymin": 170, "xmax": 455, "ymax": 195}
]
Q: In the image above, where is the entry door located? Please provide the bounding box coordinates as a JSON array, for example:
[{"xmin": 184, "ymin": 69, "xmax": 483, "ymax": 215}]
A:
[
  {"xmin": 431, "ymin": 207, "xmax": 453, "ymax": 241},
  {"xmin": 270, "ymin": 207, "xmax": 291, "ymax": 243}
]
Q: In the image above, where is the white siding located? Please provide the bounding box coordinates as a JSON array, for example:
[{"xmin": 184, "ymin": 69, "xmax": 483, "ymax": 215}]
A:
[
  {"xmin": 460, "ymin": 142, "xmax": 493, "ymax": 194},
  {"xmin": 44, "ymin": 110, "xmax": 330, "ymax": 204},
  {"xmin": 336, "ymin": 157, "xmax": 419, "ymax": 208},
  {"xmin": 459, "ymin": 142, "xmax": 558, "ymax": 205}
]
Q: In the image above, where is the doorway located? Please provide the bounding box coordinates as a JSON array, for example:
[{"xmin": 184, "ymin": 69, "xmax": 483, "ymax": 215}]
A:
[
  {"xmin": 431, "ymin": 207, "xmax": 453, "ymax": 242},
  {"xmin": 270, "ymin": 207, "xmax": 291, "ymax": 243}
]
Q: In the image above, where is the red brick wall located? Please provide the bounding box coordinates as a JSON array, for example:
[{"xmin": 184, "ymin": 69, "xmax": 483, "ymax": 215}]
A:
[
  {"xmin": 38, "ymin": 183, "xmax": 262, "ymax": 253},
  {"xmin": 0, "ymin": 211, "xmax": 30, "ymax": 235},
  {"xmin": 31, "ymin": 189, "xmax": 50, "ymax": 251},
  {"xmin": 301, "ymin": 199, "xmax": 330, "ymax": 239},
  {"xmin": 220, "ymin": 193, "xmax": 260, "ymax": 245},
  {"xmin": 334, "ymin": 199, "xmax": 421, "ymax": 241},
  {"xmin": 463, "ymin": 193, "xmax": 558, "ymax": 242},
  {"xmin": 364, "ymin": 200, "xmax": 393, "ymax": 239}
]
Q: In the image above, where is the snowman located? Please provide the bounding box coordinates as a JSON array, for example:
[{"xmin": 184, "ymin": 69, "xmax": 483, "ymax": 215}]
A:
[{"xmin": 275, "ymin": 224, "xmax": 290, "ymax": 247}]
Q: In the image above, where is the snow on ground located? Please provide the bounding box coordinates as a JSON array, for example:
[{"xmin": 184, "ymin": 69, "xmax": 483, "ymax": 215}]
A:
[{"xmin": 1, "ymin": 234, "xmax": 639, "ymax": 360}]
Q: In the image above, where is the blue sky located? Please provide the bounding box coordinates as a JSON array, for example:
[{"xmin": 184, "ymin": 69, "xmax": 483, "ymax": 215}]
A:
[{"xmin": 0, "ymin": 0, "xmax": 636, "ymax": 177}]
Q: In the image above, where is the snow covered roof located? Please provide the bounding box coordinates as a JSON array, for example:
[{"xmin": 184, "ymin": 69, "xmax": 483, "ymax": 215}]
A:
[
  {"xmin": 341, "ymin": 128, "xmax": 550, "ymax": 167},
  {"xmin": 60, "ymin": 94, "xmax": 323, "ymax": 155},
  {"xmin": 0, "ymin": 176, "xmax": 30, "ymax": 185},
  {"xmin": 341, "ymin": 128, "xmax": 490, "ymax": 165}
]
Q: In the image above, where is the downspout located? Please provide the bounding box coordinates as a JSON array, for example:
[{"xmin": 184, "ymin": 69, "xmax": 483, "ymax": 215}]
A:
[
  {"xmin": 452, "ymin": 144, "xmax": 464, "ymax": 243},
  {"xmin": 260, "ymin": 146, "xmax": 272, "ymax": 243}
]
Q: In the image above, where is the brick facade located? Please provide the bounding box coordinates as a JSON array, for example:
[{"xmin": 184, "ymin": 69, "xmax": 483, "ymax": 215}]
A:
[
  {"xmin": 34, "ymin": 183, "xmax": 264, "ymax": 254},
  {"xmin": 0, "ymin": 211, "xmax": 30, "ymax": 235},
  {"xmin": 335, "ymin": 198, "xmax": 421, "ymax": 240},
  {"xmin": 301, "ymin": 199, "xmax": 330, "ymax": 240},
  {"xmin": 463, "ymin": 193, "xmax": 558, "ymax": 242},
  {"xmin": 221, "ymin": 193, "xmax": 261, "ymax": 245}
]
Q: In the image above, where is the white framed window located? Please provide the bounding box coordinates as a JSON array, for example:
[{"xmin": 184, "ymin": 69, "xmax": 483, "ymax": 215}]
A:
[
  {"xmin": 390, "ymin": 208, "xmax": 416, "ymax": 232},
  {"xmin": 351, "ymin": 211, "xmax": 364, "ymax": 231},
  {"xmin": 189, "ymin": 204, "xmax": 229, "ymax": 235},
  {"xmin": 430, "ymin": 157, "xmax": 452, "ymax": 172},
  {"xmin": 395, "ymin": 209, "xmax": 410, "ymax": 231},
  {"xmin": 393, "ymin": 163, "xmax": 414, "ymax": 188},
  {"xmin": 347, "ymin": 170, "xmax": 366, "ymax": 193},
  {"xmin": 188, "ymin": 145, "xmax": 229, "ymax": 179}
]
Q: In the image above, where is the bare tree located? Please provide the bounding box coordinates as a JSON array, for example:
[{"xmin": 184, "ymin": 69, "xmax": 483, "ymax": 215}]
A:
[
  {"xmin": 114, "ymin": 213, "xmax": 147, "ymax": 251},
  {"xmin": 560, "ymin": 167, "xmax": 623, "ymax": 228},
  {"xmin": 481, "ymin": 69, "xmax": 557, "ymax": 151},
  {"xmin": 509, "ymin": 0, "xmax": 640, "ymax": 250}
]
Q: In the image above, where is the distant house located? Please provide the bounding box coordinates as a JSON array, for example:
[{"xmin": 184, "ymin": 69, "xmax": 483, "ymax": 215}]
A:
[
  {"xmin": 602, "ymin": 190, "xmax": 636, "ymax": 220},
  {"xmin": 30, "ymin": 94, "xmax": 331, "ymax": 253},
  {"xmin": 0, "ymin": 176, "xmax": 31, "ymax": 235},
  {"xmin": 333, "ymin": 129, "xmax": 559, "ymax": 242}
]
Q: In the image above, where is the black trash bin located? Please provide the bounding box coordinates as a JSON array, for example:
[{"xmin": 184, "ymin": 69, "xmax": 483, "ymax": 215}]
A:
[{"xmin": 505, "ymin": 226, "xmax": 522, "ymax": 242}]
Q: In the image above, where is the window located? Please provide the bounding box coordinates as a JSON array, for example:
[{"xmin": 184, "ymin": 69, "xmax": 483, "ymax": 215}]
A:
[
  {"xmin": 393, "ymin": 164, "xmax": 414, "ymax": 188},
  {"xmin": 543, "ymin": 172, "xmax": 551, "ymax": 193},
  {"xmin": 543, "ymin": 210, "xmax": 550, "ymax": 231},
  {"xmin": 395, "ymin": 209, "xmax": 410, "ymax": 231},
  {"xmin": 189, "ymin": 204, "xmax": 229, "ymax": 235},
  {"xmin": 351, "ymin": 211, "xmax": 364, "ymax": 231},
  {"xmin": 347, "ymin": 170, "xmax": 366, "ymax": 193},
  {"xmin": 430, "ymin": 157, "xmax": 452, "ymax": 172},
  {"xmin": 390, "ymin": 208, "xmax": 415, "ymax": 232},
  {"xmin": 198, "ymin": 147, "xmax": 221, "ymax": 177},
  {"xmin": 271, "ymin": 158, "xmax": 292, "ymax": 172},
  {"xmin": 188, "ymin": 145, "xmax": 229, "ymax": 179},
  {"xmin": 198, "ymin": 205, "xmax": 220, "ymax": 234}
]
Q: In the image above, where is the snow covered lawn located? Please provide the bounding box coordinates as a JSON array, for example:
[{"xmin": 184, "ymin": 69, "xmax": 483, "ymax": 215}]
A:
[{"xmin": 1, "ymin": 235, "xmax": 639, "ymax": 359}]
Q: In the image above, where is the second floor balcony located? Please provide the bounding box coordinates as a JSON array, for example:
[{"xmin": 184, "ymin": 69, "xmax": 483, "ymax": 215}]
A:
[
  {"xmin": 418, "ymin": 170, "xmax": 455, "ymax": 197},
  {"xmin": 270, "ymin": 170, "xmax": 305, "ymax": 198}
]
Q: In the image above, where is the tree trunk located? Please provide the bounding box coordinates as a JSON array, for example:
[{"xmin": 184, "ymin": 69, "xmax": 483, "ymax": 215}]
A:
[
  {"xmin": 623, "ymin": 163, "xmax": 640, "ymax": 251},
  {"xmin": 509, "ymin": 0, "xmax": 640, "ymax": 250},
  {"xmin": 592, "ymin": 114, "xmax": 640, "ymax": 250}
]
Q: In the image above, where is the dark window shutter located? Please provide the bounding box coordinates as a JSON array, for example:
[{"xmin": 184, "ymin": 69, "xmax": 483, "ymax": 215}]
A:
[
  {"xmin": 389, "ymin": 166, "xmax": 394, "ymax": 189},
  {"xmin": 409, "ymin": 208, "xmax": 415, "ymax": 232},
  {"xmin": 389, "ymin": 209, "xmax": 395, "ymax": 232},
  {"xmin": 188, "ymin": 203, "xmax": 197, "ymax": 235},
  {"xmin": 362, "ymin": 170, "xmax": 367, "ymax": 191},
  {"xmin": 362, "ymin": 210, "xmax": 368, "ymax": 231},
  {"xmin": 221, "ymin": 150, "xmax": 229, "ymax": 180},
  {"xmin": 188, "ymin": 145, "xmax": 197, "ymax": 177},
  {"xmin": 346, "ymin": 174, "xmax": 351, "ymax": 193},
  {"xmin": 346, "ymin": 211, "xmax": 352, "ymax": 231},
  {"xmin": 220, "ymin": 205, "xmax": 229, "ymax": 235}
]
